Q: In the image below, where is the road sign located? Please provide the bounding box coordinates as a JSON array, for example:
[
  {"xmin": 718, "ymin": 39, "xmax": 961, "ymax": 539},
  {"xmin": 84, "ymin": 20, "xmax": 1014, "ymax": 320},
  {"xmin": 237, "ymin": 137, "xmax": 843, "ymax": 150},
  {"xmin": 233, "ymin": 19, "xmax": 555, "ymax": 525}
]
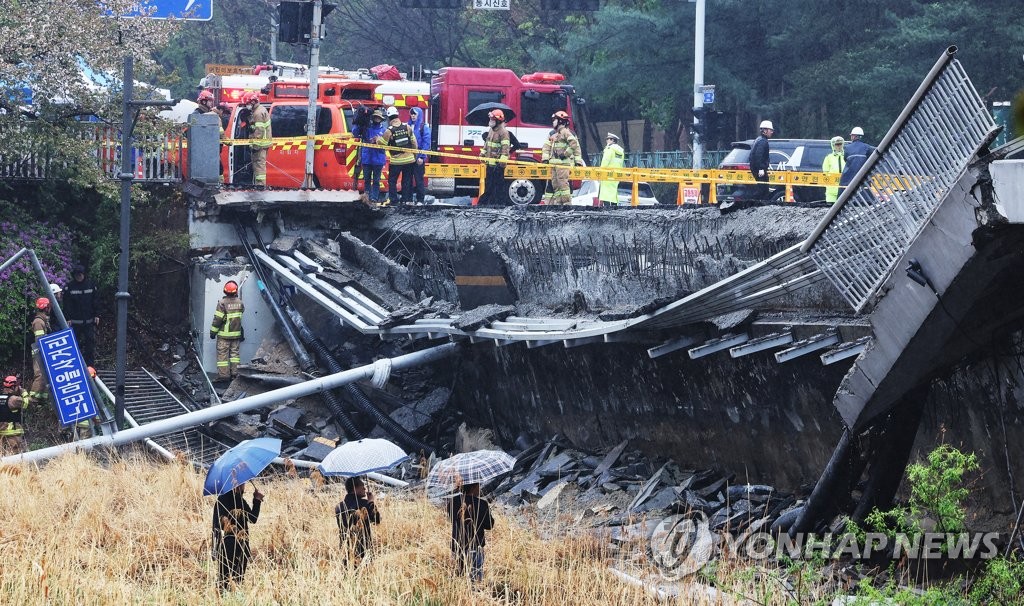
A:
[
  {"xmin": 125, "ymin": 0, "xmax": 213, "ymax": 20},
  {"xmin": 703, "ymin": 90, "xmax": 715, "ymax": 104},
  {"xmin": 474, "ymin": 0, "xmax": 510, "ymax": 8},
  {"xmin": 38, "ymin": 328, "xmax": 99, "ymax": 427}
]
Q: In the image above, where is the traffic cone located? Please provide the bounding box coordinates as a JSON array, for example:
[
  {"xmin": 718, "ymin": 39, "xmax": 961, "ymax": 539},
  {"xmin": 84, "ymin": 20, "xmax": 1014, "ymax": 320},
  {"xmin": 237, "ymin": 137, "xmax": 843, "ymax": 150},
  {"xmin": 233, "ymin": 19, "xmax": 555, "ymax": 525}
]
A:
[
  {"xmin": 785, "ymin": 183, "xmax": 795, "ymax": 203},
  {"xmin": 676, "ymin": 183, "xmax": 685, "ymax": 206},
  {"xmin": 471, "ymin": 197, "xmax": 479, "ymax": 206}
]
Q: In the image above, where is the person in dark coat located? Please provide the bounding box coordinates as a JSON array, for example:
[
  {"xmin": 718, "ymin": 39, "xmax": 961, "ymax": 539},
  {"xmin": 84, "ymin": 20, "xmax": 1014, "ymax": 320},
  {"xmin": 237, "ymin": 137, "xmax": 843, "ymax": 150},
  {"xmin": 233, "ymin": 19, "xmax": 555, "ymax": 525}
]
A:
[
  {"xmin": 335, "ymin": 476, "xmax": 381, "ymax": 563},
  {"xmin": 749, "ymin": 120, "xmax": 774, "ymax": 202},
  {"xmin": 839, "ymin": 126, "xmax": 876, "ymax": 188},
  {"xmin": 64, "ymin": 264, "xmax": 99, "ymax": 366},
  {"xmin": 447, "ymin": 483, "xmax": 494, "ymax": 583},
  {"xmin": 212, "ymin": 483, "xmax": 263, "ymax": 591}
]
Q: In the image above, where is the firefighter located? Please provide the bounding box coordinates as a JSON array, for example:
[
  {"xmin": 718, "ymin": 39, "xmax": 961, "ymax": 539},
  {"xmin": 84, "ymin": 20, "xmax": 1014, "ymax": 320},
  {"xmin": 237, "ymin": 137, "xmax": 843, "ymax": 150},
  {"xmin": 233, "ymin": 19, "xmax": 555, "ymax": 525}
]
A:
[
  {"xmin": 822, "ymin": 136, "xmax": 846, "ymax": 203},
  {"xmin": 65, "ymin": 264, "xmax": 99, "ymax": 366},
  {"xmin": 72, "ymin": 366, "xmax": 101, "ymax": 440},
  {"xmin": 49, "ymin": 283, "xmax": 62, "ymax": 304},
  {"xmin": 478, "ymin": 109, "xmax": 511, "ymax": 206},
  {"xmin": 598, "ymin": 132, "xmax": 625, "ymax": 206},
  {"xmin": 242, "ymin": 92, "xmax": 271, "ymax": 188},
  {"xmin": 0, "ymin": 375, "xmax": 27, "ymax": 455},
  {"xmin": 28, "ymin": 297, "xmax": 51, "ymax": 408},
  {"xmin": 750, "ymin": 120, "xmax": 774, "ymax": 202},
  {"xmin": 209, "ymin": 281, "xmax": 245, "ymax": 381},
  {"xmin": 377, "ymin": 107, "xmax": 417, "ymax": 206},
  {"xmin": 539, "ymin": 129, "xmax": 557, "ymax": 205},
  {"xmin": 542, "ymin": 111, "xmax": 584, "ymax": 205}
]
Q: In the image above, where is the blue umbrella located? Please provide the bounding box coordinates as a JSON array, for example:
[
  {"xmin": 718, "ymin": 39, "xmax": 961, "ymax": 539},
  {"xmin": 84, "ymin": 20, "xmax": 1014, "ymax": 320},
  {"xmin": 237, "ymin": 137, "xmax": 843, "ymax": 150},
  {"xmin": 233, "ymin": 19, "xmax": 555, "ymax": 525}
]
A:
[{"xmin": 203, "ymin": 437, "xmax": 282, "ymax": 496}]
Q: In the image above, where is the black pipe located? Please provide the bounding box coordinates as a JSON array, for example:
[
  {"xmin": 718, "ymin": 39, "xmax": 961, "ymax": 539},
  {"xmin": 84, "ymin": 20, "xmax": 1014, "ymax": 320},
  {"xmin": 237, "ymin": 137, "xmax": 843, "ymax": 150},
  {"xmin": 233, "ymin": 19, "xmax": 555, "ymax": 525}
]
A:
[
  {"xmin": 288, "ymin": 306, "xmax": 434, "ymax": 455},
  {"xmin": 790, "ymin": 428, "xmax": 856, "ymax": 535}
]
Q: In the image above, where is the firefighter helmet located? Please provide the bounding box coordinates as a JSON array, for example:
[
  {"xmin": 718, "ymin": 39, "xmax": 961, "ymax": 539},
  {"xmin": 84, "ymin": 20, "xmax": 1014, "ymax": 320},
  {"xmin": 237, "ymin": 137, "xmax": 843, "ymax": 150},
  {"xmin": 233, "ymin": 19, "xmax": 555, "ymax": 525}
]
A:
[
  {"xmin": 198, "ymin": 90, "xmax": 215, "ymax": 103},
  {"xmin": 850, "ymin": 126, "xmax": 864, "ymax": 137},
  {"xmin": 386, "ymin": 106, "xmax": 400, "ymax": 119},
  {"xmin": 488, "ymin": 109, "xmax": 505, "ymax": 122},
  {"xmin": 223, "ymin": 281, "xmax": 239, "ymax": 295},
  {"xmin": 49, "ymin": 283, "xmax": 62, "ymax": 295},
  {"xmin": 241, "ymin": 91, "xmax": 259, "ymax": 105},
  {"xmin": 759, "ymin": 120, "xmax": 774, "ymax": 130},
  {"xmin": 35, "ymin": 297, "xmax": 50, "ymax": 310},
  {"xmin": 3, "ymin": 376, "xmax": 17, "ymax": 389},
  {"xmin": 551, "ymin": 110, "xmax": 570, "ymax": 123}
]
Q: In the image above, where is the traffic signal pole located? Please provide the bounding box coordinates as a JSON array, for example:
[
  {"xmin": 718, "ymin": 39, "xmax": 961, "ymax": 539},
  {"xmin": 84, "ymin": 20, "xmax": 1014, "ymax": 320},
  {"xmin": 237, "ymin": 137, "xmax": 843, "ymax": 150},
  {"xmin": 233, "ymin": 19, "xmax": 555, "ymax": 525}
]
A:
[
  {"xmin": 301, "ymin": 0, "xmax": 323, "ymax": 188},
  {"xmin": 692, "ymin": 0, "xmax": 705, "ymax": 169}
]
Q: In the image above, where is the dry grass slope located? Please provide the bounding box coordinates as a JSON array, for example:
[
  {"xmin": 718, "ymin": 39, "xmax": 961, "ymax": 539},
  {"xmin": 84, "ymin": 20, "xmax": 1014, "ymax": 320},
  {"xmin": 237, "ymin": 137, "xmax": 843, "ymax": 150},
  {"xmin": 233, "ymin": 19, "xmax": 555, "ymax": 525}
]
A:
[{"xmin": 0, "ymin": 453, "xmax": 744, "ymax": 605}]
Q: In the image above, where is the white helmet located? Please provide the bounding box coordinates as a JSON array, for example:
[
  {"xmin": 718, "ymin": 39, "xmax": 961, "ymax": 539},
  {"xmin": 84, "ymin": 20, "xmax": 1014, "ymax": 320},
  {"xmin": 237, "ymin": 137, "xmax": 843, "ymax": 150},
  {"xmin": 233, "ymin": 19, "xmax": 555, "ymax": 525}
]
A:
[
  {"xmin": 385, "ymin": 106, "xmax": 400, "ymax": 119},
  {"xmin": 850, "ymin": 126, "xmax": 864, "ymax": 136},
  {"xmin": 49, "ymin": 283, "xmax": 62, "ymax": 295},
  {"xmin": 759, "ymin": 120, "xmax": 774, "ymax": 130}
]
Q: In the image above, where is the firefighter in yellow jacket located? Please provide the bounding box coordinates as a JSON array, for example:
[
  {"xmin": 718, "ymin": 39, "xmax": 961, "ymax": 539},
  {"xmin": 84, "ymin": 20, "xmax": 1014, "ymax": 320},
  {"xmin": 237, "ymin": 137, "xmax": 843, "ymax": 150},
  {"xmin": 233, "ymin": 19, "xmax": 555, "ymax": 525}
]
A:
[
  {"xmin": 478, "ymin": 109, "xmax": 511, "ymax": 206},
  {"xmin": 542, "ymin": 111, "xmax": 585, "ymax": 205},
  {"xmin": 210, "ymin": 281, "xmax": 245, "ymax": 380},
  {"xmin": 242, "ymin": 92, "xmax": 272, "ymax": 188},
  {"xmin": 1, "ymin": 375, "xmax": 27, "ymax": 455},
  {"xmin": 28, "ymin": 297, "xmax": 51, "ymax": 407}
]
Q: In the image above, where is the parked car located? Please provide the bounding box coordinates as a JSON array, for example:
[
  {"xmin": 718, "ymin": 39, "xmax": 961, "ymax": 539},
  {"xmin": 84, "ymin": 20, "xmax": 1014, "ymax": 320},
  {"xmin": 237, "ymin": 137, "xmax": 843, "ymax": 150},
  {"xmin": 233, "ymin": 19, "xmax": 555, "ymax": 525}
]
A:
[
  {"xmin": 716, "ymin": 138, "xmax": 833, "ymax": 204},
  {"xmin": 569, "ymin": 180, "xmax": 660, "ymax": 206}
]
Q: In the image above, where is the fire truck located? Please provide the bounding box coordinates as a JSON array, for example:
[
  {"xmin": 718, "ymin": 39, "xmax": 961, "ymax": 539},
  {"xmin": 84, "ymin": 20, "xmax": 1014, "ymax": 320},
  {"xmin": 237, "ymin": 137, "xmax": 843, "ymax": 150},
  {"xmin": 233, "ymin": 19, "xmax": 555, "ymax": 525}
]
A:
[{"xmin": 429, "ymin": 67, "xmax": 579, "ymax": 204}]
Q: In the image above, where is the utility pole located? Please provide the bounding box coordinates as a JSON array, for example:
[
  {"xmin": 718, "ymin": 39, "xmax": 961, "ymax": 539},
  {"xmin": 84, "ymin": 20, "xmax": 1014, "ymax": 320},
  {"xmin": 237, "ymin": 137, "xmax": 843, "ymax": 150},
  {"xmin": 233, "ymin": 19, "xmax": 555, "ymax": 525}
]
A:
[
  {"xmin": 270, "ymin": 12, "xmax": 278, "ymax": 61},
  {"xmin": 301, "ymin": 0, "xmax": 323, "ymax": 188},
  {"xmin": 115, "ymin": 56, "xmax": 175, "ymax": 428},
  {"xmin": 691, "ymin": 0, "xmax": 705, "ymax": 169}
]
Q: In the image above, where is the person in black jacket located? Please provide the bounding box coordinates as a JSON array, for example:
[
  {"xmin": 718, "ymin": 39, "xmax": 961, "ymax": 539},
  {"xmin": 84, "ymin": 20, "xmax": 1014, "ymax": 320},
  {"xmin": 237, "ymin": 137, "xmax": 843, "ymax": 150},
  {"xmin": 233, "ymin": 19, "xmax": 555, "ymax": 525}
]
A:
[
  {"xmin": 212, "ymin": 483, "xmax": 264, "ymax": 591},
  {"xmin": 839, "ymin": 126, "xmax": 876, "ymax": 189},
  {"xmin": 64, "ymin": 265, "xmax": 99, "ymax": 366},
  {"xmin": 749, "ymin": 120, "xmax": 774, "ymax": 202},
  {"xmin": 447, "ymin": 483, "xmax": 494, "ymax": 583},
  {"xmin": 335, "ymin": 476, "xmax": 381, "ymax": 563}
]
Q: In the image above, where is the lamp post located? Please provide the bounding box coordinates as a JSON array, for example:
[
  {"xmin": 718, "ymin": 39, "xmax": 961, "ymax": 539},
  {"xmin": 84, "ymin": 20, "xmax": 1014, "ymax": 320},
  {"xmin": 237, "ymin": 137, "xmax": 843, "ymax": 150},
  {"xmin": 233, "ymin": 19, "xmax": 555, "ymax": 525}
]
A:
[{"xmin": 691, "ymin": 0, "xmax": 705, "ymax": 169}]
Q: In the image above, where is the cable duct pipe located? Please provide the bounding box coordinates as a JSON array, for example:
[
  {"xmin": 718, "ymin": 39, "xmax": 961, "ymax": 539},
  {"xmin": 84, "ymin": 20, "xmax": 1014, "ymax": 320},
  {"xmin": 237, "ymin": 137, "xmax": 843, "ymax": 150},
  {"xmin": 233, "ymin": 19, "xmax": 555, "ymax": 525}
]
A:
[{"xmin": 3, "ymin": 342, "xmax": 460, "ymax": 465}]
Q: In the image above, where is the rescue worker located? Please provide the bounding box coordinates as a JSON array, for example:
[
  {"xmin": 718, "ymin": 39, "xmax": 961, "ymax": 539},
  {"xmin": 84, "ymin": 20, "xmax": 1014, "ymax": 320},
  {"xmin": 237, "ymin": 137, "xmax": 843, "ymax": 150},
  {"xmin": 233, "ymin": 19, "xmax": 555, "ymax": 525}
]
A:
[
  {"xmin": 65, "ymin": 264, "xmax": 99, "ymax": 366},
  {"xmin": 822, "ymin": 136, "xmax": 846, "ymax": 203},
  {"xmin": 542, "ymin": 111, "xmax": 585, "ymax": 205},
  {"xmin": 73, "ymin": 366, "xmax": 101, "ymax": 440},
  {"xmin": 212, "ymin": 482, "xmax": 264, "ymax": 591},
  {"xmin": 840, "ymin": 126, "xmax": 875, "ymax": 188},
  {"xmin": 49, "ymin": 283, "xmax": 62, "ymax": 305},
  {"xmin": 598, "ymin": 132, "xmax": 625, "ymax": 206},
  {"xmin": 353, "ymin": 109, "xmax": 388, "ymax": 204},
  {"xmin": 377, "ymin": 106, "xmax": 417, "ymax": 206},
  {"xmin": 242, "ymin": 92, "xmax": 271, "ymax": 188},
  {"xmin": 478, "ymin": 109, "xmax": 511, "ymax": 206},
  {"xmin": 408, "ymin": 107, "xmax": 432, "ymax": 204},
  {"xmin": 209, "ymin": 281, "xmax": 244, "ymax": 381},
  {"xmin": 0, "ymin": 375, "xmax": 27, "ymax": 455},
  {"xmin": 28, "ymin": 297, "xmax": 51, "ymax": 408},
  {"xmin": 749, "ymin": 120, "xmax": 774, "ymax": 202},
  {"xmin": 539, "ymin": 129, "xmax": 558, "ymax": 205}
]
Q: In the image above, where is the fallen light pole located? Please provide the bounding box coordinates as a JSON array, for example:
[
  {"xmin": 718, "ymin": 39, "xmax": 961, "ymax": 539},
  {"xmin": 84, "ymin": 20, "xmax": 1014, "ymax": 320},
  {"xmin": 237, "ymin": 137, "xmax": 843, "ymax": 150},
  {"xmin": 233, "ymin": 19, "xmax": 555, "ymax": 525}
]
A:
[{"xmin": 3, "ymin": 342, "xmax": 460, "ymax": 466}]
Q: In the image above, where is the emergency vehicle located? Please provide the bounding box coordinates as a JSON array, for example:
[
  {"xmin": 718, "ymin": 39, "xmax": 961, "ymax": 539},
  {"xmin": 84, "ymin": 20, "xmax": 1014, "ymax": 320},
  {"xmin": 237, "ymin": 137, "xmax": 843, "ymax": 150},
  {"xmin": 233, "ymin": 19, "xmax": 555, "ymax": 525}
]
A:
[{"xmin": 429, "ymin": 67, "xmax": 579, "ymax": 204}]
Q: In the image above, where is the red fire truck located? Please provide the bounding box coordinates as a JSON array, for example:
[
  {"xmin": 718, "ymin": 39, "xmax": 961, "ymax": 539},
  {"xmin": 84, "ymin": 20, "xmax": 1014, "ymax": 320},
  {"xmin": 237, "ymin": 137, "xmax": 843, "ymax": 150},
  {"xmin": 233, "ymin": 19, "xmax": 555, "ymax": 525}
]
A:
[{"xmin": 429, "ymin": 67, "xmax": 579, "ymax": 204}]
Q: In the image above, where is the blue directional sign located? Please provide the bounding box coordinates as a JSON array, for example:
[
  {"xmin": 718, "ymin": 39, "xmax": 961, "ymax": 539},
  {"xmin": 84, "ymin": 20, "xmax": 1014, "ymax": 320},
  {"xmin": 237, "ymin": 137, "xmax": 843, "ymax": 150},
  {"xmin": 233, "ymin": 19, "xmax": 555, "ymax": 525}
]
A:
[
  {"xmin": 124, "ymin": 0, "xmax": 213, "ymax": 20},
  {"xmin": 38, "ymin": 329, "xmax": 99, "ymax": 427},
  {"xmin": 703, "ymin": 91, "xmax": 715, "ymax": 104}
]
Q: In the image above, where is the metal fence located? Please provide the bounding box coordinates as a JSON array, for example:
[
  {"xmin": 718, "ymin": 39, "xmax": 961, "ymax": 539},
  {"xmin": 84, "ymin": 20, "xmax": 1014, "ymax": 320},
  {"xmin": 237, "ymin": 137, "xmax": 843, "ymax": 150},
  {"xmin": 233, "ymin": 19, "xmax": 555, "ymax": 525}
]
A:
[
  {"xmin": 802, "ymin": 48, "xmax": 996, "ymax": 313},
  {"xmin": 588, "ymin": 150, "xmax": 730, "ymax": 170}
]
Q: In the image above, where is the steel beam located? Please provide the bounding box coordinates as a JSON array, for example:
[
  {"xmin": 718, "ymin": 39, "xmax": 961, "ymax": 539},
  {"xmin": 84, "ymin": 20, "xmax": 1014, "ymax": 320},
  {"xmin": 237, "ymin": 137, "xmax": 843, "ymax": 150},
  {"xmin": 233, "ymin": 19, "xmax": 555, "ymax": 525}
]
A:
[
  {"xmin": 774, "ymin": 329, "xmax": 840, "ymax": 363},
  {"xmin": 820, "ymin": 336, "xmax": 872, "ymax": 365},
  {"xmin": 646, "ymin": 336, "xmax": 700, "ymax": 359},
  {"xmin": 688, "ymin": 333, "xmax": 749, "ymax": 359},
  {"xmin": 729, "ymin": 330, "xmax": 793, "ymax": 358}
]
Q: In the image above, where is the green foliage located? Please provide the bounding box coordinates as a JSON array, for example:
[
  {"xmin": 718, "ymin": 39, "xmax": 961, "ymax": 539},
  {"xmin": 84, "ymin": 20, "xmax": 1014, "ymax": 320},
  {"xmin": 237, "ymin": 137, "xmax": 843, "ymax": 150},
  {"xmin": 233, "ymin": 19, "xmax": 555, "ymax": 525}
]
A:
[
  {"xmin": 907, "ymin": 445, "xmax": 979, "ymax": 535},
  {"xmin": 0, "ymin": 203, "xmax": 76, "ymax": 368},
  {"xmin": 853, "ymin": 573, "xmax": 964, "ymax": 606},
  {"xmin": 969, "ymin": 556, "xmax": 1024, "ymax": 606}
]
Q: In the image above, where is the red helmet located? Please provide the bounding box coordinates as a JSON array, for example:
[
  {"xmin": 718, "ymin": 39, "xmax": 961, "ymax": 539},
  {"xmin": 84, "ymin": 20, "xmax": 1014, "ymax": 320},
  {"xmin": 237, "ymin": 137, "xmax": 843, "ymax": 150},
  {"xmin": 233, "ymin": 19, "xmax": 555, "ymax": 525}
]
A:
[
  {"xmin": 488, "ymin": 109, "xmax": 505, "ymax": 122},
  {"xmin": 35, "ymin": 297, "xmax": 50, "ymax": 310},
  {"xmin": 552, "ymin": 110, "xmax": 570, "ymax": 122},
  {"xmin": 223, "ymin": 280, "xmax": 239, "ymax": 295},
  {"xmin": 3, "ymin": 376, "xmax": 17, "ymax": 389},
  {"xmin": 198, "ymin": 90, "xmax": 215, "ymax": 103},
  {"xmin": 241, "ymin": 91, "xmax": 259, "ymax": 105},
  {"xmin": 87, "ymin": 366, "xmax": 97, "ymax": 379}
]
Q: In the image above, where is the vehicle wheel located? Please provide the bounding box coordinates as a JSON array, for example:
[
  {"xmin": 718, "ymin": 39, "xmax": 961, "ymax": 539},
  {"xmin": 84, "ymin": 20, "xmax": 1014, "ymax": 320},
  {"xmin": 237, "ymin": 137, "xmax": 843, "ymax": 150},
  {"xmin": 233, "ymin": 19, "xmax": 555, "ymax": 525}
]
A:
[
  {"xmin": 508, "ymin": 178, "xmax": 543, "ymax": 206},
  {"xmin": 769, "ymin": 190, "xmax": 785, "ymax": 204}
]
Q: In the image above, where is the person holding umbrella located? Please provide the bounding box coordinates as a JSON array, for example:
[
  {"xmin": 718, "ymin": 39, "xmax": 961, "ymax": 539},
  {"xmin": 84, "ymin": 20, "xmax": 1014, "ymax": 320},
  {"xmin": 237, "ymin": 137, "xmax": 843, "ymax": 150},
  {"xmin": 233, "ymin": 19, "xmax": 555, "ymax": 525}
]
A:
[
  {"xmin": 335, "ymin": 476, "xmax": 381, "ymax": 564},
  {"xmin": 212, "ymin": 482, "xmax": 264, "ymax": 591},
  {"xmin": 448, "ymin": 482, "xmax": 494, "ymax": 583},
  {"xmin": 478, "ymin": 109, "xmax": 511, "ymax": 206}
]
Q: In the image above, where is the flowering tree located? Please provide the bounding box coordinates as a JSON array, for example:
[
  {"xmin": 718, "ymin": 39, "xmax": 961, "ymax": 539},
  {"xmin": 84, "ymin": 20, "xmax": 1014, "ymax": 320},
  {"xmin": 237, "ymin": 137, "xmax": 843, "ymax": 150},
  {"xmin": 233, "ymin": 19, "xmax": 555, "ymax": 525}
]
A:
[{"xmin": 0, "ymin": 1, "xmax": 178, "ymax": 183}]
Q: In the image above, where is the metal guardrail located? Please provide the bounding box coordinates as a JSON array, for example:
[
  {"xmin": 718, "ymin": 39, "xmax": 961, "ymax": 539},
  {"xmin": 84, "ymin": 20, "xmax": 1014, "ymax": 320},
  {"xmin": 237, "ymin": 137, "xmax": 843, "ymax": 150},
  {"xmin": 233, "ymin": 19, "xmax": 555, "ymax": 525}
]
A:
[
  {"xmin": 588, "ymin": 150, "xmax": 730, "ymax": 169},
  {"xmin": 802, "ymin": 47, "xmax": 997, "ymax": 312}
]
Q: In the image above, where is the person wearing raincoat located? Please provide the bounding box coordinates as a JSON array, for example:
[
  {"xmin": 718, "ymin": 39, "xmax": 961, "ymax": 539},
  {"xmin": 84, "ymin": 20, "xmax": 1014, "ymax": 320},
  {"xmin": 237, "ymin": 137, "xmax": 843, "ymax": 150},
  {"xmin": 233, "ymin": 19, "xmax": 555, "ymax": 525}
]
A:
[
  {"xmin": 598, "ymin": 133, "xmax": 625, "ymax": 206},
  {"xmin": 447, "ymin": 483, "xmax": 494, "ymax": 583},
  {"xmin": 822, "ymin": 136, "xmax": 846, "ymax": 203},
  {"xmin": 212, "ymin": 483, "xmax": 264, "ymax": 591}
]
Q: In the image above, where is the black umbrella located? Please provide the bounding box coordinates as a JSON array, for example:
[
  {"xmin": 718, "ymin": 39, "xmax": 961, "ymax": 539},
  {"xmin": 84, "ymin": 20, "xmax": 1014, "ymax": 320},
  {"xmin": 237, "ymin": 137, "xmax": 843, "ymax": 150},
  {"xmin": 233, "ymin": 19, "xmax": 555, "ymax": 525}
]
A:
[{"xmin": 465, "ymin": 102, "xmax": 516, "ymax": 126}]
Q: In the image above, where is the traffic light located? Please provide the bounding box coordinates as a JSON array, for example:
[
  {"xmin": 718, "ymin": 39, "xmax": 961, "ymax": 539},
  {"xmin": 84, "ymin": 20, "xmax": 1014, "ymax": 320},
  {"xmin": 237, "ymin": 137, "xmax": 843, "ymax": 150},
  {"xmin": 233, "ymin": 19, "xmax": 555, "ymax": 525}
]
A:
[
  {"xmin": 397, "ymin": 0, "xmax": 463, "ymax": 7},
  {"xmin": 692, "ymin": 107, "xmax": 707, "ymax": 139},
  {"xmin": 540, "ymin": 0, "xmax": 600, "ymax": 10},
  {"xmin": 278, "ymin": 1, "xmax": 336, "ymax": 43}
]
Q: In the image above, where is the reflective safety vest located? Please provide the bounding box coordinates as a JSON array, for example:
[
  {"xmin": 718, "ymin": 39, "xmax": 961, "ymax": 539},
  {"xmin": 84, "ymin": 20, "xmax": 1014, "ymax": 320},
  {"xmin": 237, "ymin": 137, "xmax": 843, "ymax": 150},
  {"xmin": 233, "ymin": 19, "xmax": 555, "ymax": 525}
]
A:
[
  {"xmin": 0, "ymin": 393, "xmax": 25, "ymax": 436},
  {"xmin": 31, "ymin": 312, "xmax": 50, "ymax": 341},
  {"xmin": 381, "ymin": 122, "xmax": 417, "ymax": 165},
  {"xmin": 249, "ymin": 105, "xmax": 272, "ymax": 149},
  {"xmin": 482, "ymin": 125, "xmax": 510, "ymax": 163},
  {"xmin": 210, "ymin": 296, "xmax": 245, "ymax": 340},
  {"xmin": 543, "ymin": 126, "xmax": 583, "ymax": 167}
]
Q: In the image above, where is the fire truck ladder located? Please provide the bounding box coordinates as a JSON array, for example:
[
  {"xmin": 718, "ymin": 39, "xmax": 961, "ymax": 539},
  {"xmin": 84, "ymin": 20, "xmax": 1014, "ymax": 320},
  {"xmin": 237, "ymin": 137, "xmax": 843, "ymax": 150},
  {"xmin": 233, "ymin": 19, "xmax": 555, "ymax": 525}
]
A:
[{"xmin": 95, "ymin": 369, "xmax": 229, "ymax": 467}]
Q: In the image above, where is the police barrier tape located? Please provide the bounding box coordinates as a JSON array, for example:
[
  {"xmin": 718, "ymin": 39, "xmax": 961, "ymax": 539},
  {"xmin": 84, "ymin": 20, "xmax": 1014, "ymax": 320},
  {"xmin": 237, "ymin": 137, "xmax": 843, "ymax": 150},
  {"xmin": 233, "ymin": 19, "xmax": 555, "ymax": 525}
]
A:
[{"xmin": 208, "ymin": 133, "xmax": 870, "ymax": 204}]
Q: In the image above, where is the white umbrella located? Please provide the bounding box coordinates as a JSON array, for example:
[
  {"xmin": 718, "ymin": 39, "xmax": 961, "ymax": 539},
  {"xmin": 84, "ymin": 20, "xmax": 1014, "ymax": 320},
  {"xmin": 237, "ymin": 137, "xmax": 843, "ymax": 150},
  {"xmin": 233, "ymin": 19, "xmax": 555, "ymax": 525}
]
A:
[
  {"xmin": 426, "ymin": 450, "xmax": 516, "ymax": 499},
  {"xmin": 318, "ymin": 438, "xmax": 409, "ymax": 477}
]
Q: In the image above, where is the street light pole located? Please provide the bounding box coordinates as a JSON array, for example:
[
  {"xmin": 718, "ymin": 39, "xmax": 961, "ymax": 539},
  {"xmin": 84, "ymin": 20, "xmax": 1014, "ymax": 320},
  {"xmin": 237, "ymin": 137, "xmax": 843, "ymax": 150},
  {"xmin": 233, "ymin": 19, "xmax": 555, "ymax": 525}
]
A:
[
  {"xmin": 301, "ymin": 0, "xmax": 323, "ymax": 188},
  {"xmin": 692, "ymin": 0, "xmax": 705, "ymax": 169}
]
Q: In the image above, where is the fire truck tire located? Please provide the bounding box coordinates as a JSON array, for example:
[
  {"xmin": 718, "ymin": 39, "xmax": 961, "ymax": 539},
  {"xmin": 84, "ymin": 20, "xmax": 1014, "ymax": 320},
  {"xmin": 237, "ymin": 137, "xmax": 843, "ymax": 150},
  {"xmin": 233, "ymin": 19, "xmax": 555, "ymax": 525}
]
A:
[{"xmin": 508, "ymin": 178, "xmax": 544, "ymax": 206}]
